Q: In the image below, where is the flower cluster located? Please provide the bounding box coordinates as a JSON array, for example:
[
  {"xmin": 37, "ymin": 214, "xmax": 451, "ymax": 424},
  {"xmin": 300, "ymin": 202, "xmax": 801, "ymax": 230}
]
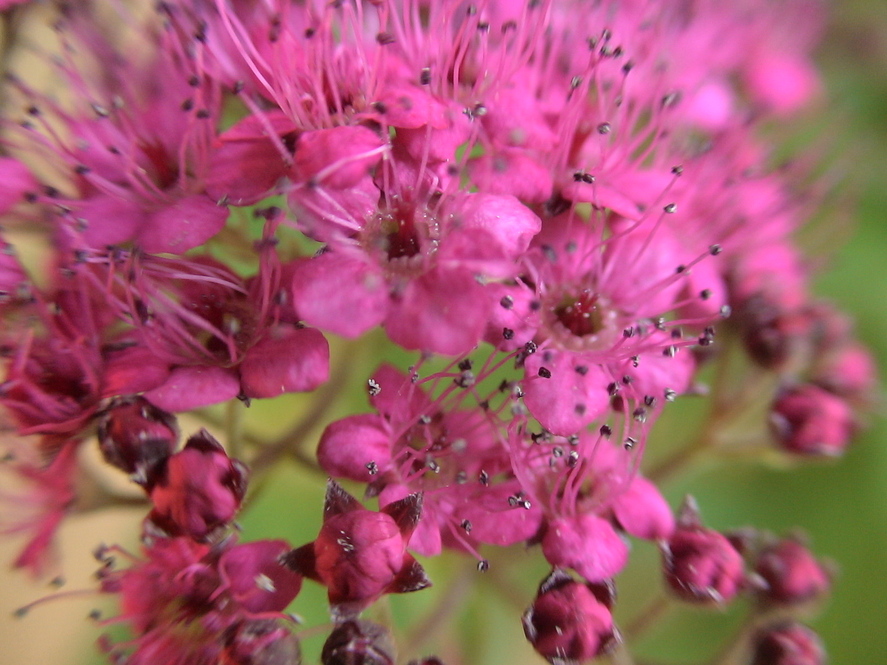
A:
[{"xmin": 0, "ymin": 1, "xmax": 874, "ymax": 664}]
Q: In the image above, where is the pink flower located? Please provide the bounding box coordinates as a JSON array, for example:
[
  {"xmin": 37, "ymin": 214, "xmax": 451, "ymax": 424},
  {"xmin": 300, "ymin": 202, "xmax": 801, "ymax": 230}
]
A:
[
  {"xmin": 770, "ymin": 385, "xmax": 855, "ymax": 457},
  {"xmin": 754, "ymin": 536, "xmax": 831, "ymax": 606}
]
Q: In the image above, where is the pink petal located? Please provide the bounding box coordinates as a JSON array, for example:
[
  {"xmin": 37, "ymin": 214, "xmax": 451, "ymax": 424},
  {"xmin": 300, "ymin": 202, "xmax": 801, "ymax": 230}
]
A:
[
  {"xmin": 450, "ymin": 192, "xmax": 542, "ymax": 258},
  {"xmin": 138, "ymin": 195, "xmax": 229, "ymax": 254},
  {"xmin": 291, "ymin": 253, "xmax": 388, "ymax": 338},
  {"xmin": 611, "ymin": 477, "xmax": 675, "ymax": 541},
  {"xmin": 144, "ymin": 365, "xmax": 241, "ymax": 412},
  {"xmin": 523, "ymin": 352, "xmax": 611, "ymax": 435},
  {"xmin": 0, "ymin": 157, "xmax": 37, "ymax": 214},
  {"xmin": 542, "ymin": 515, "xmax": 629, "ymax": 582},
  {"xmin": 384, "ymin": 268, "xmax": 489, "ymax": 356},
  {"xmin": 239, "ymin": 325, "xmax": 330, "ymax": 398},
  {"xmin": 293, "ymin": 126, "xmax": 384, "ymax": 189},
  {"xmin": 74, "ymin": 195, "xmax": 146, "ymax": 248},
  {"xmin": 317, "ymin": 414, "xmax": 393, "ymax": 482},
  {"xmin": 101, "ymin": 344, "xmax": 171, "ymax": 397}
]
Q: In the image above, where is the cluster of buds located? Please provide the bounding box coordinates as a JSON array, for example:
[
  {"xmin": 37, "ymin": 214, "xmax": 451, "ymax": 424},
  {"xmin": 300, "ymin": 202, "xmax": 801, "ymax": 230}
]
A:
[{"xmin": 0, "ymin": 1, "xmax": 875, "ymax": 664}]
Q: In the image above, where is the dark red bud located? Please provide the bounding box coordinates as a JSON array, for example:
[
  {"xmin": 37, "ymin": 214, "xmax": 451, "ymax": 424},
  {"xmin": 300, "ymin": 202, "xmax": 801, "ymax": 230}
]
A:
[
  {"xmin": 97, "ymin": 396, "xmax": 178, "ymax": 484},
  {"xmin": 522, "ymin": 569, "xmax": 619, "ymax": 664},
  {"xmin": 770, "ymin": 384, "xmax": 855, "ymax": 457},
  {"xmin": 224, "ymin": 619, "xmax": 302, "ymax": 665},
  {"xmin": 147, "ymin": 429, "xmax": 248, "ymax": 539},
  {"xmin": 754, "ymin": 537, "xmax": 831, "ymax": 605},
  {"xmin": 321, "ymin": 620, "xmax": 395, "ymax": 665},
  {"xmin": 663, "ymin": 498, "xmax": 745, "ymax": 605},
  {"xmin": 751, "ymin": 622, "xmax": 825, "ymax": 665}
]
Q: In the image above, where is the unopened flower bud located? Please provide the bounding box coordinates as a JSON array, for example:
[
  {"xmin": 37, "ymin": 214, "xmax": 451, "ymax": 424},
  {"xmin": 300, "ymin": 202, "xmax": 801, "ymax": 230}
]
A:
[
  {"xmin": 770, "ymin": 385, "xmax": 855, "ymax": 457},
  {"xmin": 662, "ymin": 498, "xmax": 745, "ymax": 605},
  {"xmin": 751, "ymin": 622, "xmax": 825, "ymax": 665},
  {"xmin": 224, "ymin": 619, "xmax": 302, "ymax": 665},
  {"xmin": 97, "ymin": 396, "xmax": 179, "ymax": 484},
  {"xmin": 282, "ymin": 480, "xmax": 430, "ymax": 618},
  {"xmin": 522, "ymin": 569, "xmax": 619, "ymax": 664},
  {"xmin": 147, "ymin": 429, "xmax": 248, "ymax": 539},
  {"xmin": 321, "ymin": 620, "xmax": 395, "ymax": 665},
  {"xmin": 754, "ymin": 537, "xmax": 831, "ymax": 605}
]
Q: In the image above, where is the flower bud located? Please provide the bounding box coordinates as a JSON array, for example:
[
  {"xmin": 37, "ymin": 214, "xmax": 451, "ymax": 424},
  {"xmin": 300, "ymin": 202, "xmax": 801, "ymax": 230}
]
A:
[
  {"xmin": 751, "ymin": 622, "xmax": 825, "ymax": 665},
  {"xmin": 754, "ymin": 537, "xmax": 830, "ymax": 605},
  {"xmin": 662, "ymin": 498, "xmax": 745, "ymax": 605},
  {"xmin": 97, "ymin": 396, "xmax": 179, "ymax": 484},
  {"xmin": 522, "ymin": 569, "xmax": 619, "ymax": 664},
  {"xmin": 282, "ymin": 480, "xmax": 430, "ymax": 618},
  {"xmin": 770, "ymin": 385, "xmax": 855, "ymax": 457},
  {"xmin": 147, "ymin": 429, "xmax": 248, "ymax": 539},
  {"xmin": 321, "ymin": 620, "xmax": 395, "ymax": 665},
  {"xmin": 224, "ymin": 619, "xmax": 302, "ymax": 665}
]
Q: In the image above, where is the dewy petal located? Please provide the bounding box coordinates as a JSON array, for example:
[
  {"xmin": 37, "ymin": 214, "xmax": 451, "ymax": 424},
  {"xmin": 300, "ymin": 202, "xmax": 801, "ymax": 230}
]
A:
[
  {"xmin": 611, "ymin": 476, "xmax": 675, "ymax": 541},
  {"xmin": 239, "ymin": 324, "xmax": 330, "ymax": 398},
  {"xmin": 542, "ymin": 515, "xmax": 629, "ymax": 582},
  {"xmin": 143, "ymin": 365, "xmax": 241, "ymax": 412},
  {"xmin": 523, "ymin": 352, "xmax": 611, "ymax": 435},
  {"xmin": 138, "ymin": 195, "xmax": 229, "ymax": 254},
  {"xmin": 317, "ymin": 414, "xmax": 394, "ymax": 482},
  {"xmin": 291, "ymin": 253, "xmax": 388, "ymax": 338}
]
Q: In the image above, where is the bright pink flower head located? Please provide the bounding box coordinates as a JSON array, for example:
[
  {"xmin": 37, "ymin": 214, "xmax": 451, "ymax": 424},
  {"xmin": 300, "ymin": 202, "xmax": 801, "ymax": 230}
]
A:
[
  {"xmin": 282, "ymin": 480, "xmax": 430, "ymax": 619},
  {"xmin": 147, "ymin": 430, "xmax": 248, "ymax": 540},
  {"xmin": 522, "ymin": 569, "xmax": 619, "ymax": 664},
  {"xmin": 662, "ymin": 498, "xmax": 745, "ymax": 605}
]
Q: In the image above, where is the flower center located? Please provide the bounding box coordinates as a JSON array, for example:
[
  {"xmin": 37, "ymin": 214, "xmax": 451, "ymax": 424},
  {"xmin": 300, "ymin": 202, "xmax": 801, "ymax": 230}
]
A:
[{"xmin": 554, "ymin": 290, "xmax": 606, "ymax": 338}]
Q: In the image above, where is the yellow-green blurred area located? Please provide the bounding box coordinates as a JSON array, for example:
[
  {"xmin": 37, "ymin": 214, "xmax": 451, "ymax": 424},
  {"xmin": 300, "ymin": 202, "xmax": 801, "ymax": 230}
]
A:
[{"xmin": 1, "ymin": 2, "xmax": 886, "ymax": 664}]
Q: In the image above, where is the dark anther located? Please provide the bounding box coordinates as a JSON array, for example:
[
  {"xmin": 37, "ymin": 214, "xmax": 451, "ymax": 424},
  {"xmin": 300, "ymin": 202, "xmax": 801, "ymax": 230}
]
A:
[
  {"xmin": 709, "ymin": 244, "xmax": 722, "ymax": 255},
  {"xmin": 500, "ymin": 295, "xmax": 514, "ymax": 309},
  {"xmin": 461, "ymin": 520, "xmax": 472, "ymax": 533},
  {"xmin": 624, "ymin": 436, "xmax": 637, "ymax": 450},
  {"xmin": 538, "ymin": 367, "xmax": 552, "ymax": 379},
  {"xmin": 568, "ymin": 434, "xmax": 580, "ymax": 446},
  {"xmin": 479, "ymin": 470, "xmax": 490, "ymax": 486},
  {"xmin": 664, "ymin": 388, "xmax": 677, "ymax": 402},
  {"xmin": 188, "ymin": 74, "xmax": 200, "ymax": 87},
  {"xmin": 600, "ymin": 424, "xmax": 613, "ymax": 438},
  {"xmin": 372, "ymin": 101, "xmax": 388, "ymax": 114},
  {"xmin": 181, "ymin": 98, "xmax": 194, "ymax": 111},
  {"xmin": 366, "ymin": 461, "xmax": 379, "ymax": 475},
  {"xmin": 196, "ymin": 108, "xmax": 211, "ymax": 119},
  {"xmin": 567, "ymin": 450, "xmax": 580, "ymax": 467},
  {"xmin": 524, "ymin": 341, "xmax": 538, "ymax": 355},
  {"xmin": 575, "ymin": 365, "xmax": 588, "ymax": 375},
  {"xmin": 477, "ymin": 560, "xmax": 490, "ymax": 572},
  {"xmin": 671, "ymin": 165, "xmax": 684, "ymax": 175},
  {"xmin": 367, "ymin": 379, "xmax": 381, "ymax": 396},
  {"xmin": 376, "ymin": 32, "xmax": 395, "ymax": 45},
  {"xmin": 458, "ymin": 359, "xmax": 473, "ymax": 371},
  {"xmin": 633, "ymin": 407, "xmax": 647, "ymax": 423},
  {"xmin": 700, "ymin": 289, "xmax": 712, "ymax": 300},
  {"xmin": 664, "ymin": 203, "xmax": 677, "ymax": 214},
  {"xmin": 663, "ymin": 345, "xmax": 677, "ymax": 358},
  {"xmin": 573, "ymin": 171, "xmax": 595, "ymax": 183},
  {"xmin": 607, "ymin": 382, "xmax": 619, "ymax": 396},
  {"xmin": 529, "ymin": 299, "xmax": 541, "ymax": 311},
  {"xmin": 644, "ymin": 395, "xmax": 656, "ymax": 407},
  {"xmin": 420, "ymin": 67, "xmax": 431, "ymax": 85},
  {"xmin": 503, "ymin": 327, "xmax": 515, "ymax": 340}
]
